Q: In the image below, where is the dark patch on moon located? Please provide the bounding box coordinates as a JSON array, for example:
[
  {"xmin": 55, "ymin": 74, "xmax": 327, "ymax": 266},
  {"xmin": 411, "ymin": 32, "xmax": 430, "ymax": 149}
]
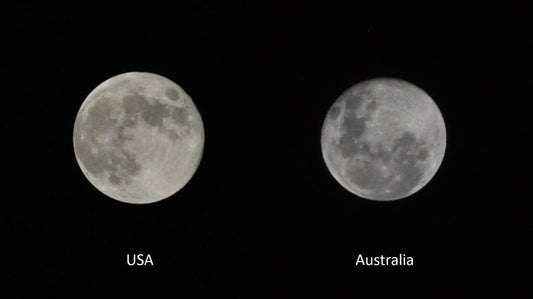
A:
[
  {"xmin": 337, "ymin": 98, "xmax": 378, "ymax": 158},
  {"xmin": 328, "ymin": 105, "xmax": 340, "ymax": 119},
  {"xmin": 165, "ymin": 88, "xmax": 180, "ymax": 101},
  {"xmin": 392, "ymin": 133, "xmax": 429, "ymax": 161},
  {"xmin": 108, "ymin": 174, "xmax": 122, "ymax": 185},
  {"xmin": 167, "ymin": 106, "xmax": 188, "ymax": 125},
  {"xmin": 338, "ymin": 113, "xmax": 368, "ymax": 158},
  {"xmin": 123, "ymin": 93, "xmax": 168, "ymax": 128},
  {"xmin": 343, "ymin": 86, "xmax": 372, "ymax": 111},
  {"xmin": 366, "ymin": 100, "xmax": 377, "ymax": 111},
  {"xmin": 141, "ymin": 101, "xmax": 165, "ymax": 127},
  {"xmin": 123, "ymin": 93, "xmax": 149, "ymax": 114},
  {"xmin": 87, "ymin": 98, "xmax": 118, "ymax": 134},
  {"xmin": 166, "ymin": 130, "xmax": 180, "ymax": 140}
]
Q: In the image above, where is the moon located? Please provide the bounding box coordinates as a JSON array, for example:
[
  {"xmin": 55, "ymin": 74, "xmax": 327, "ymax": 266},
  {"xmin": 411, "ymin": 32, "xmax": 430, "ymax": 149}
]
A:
[
  {"xmin": 73, "ymin": 72, "xmax": 204, "ymax": 204},
  {"xmin": 321, "ymin": 78, "xmax": 446, "ymax": 201}
]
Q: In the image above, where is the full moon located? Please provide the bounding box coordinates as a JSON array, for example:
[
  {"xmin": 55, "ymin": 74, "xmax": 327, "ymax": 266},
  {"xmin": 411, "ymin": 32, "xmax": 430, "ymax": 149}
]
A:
[
  {"xmin": 321, "ymin": 78, "xmax": 446, "ymax": 201},
  {"xmin": 73, "ymin": 72, "xmax": 204, "ymax": 204}
]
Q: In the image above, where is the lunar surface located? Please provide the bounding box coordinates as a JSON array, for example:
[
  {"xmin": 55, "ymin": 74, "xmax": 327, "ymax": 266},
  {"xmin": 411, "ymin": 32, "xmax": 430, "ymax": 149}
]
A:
[
  {"xmin": 321, "ymin": 78, "xmax": 446, "ymax": 201},
  {"xmin": 73, "ymin": 72, "xmax": 204, "ymax": 204}
]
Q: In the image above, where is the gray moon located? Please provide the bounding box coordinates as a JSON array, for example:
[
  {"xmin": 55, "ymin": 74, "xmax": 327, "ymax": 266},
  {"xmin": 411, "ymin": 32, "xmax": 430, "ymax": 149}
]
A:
[
  {"xmin": 321, "ymin": 78, "xmax": 446, "ymax": 201},
  {"xmin": 73, "ymin": 72, "xmax": 204, "ymax": 204}
]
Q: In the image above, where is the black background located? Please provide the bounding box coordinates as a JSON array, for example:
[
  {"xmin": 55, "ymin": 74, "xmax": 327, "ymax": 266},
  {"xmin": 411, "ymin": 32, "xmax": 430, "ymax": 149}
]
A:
[{"xmin": 3, "ymin": 1, "xmax": 531, "ymax": 297}]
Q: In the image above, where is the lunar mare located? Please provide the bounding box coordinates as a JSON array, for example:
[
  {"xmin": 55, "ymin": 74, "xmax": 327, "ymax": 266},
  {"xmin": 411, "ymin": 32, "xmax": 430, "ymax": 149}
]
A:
[
  {"xmin": 73, "ymin": 72, "xmax": 204, "ymax": 204},
  {"xmin": 321, "ymin": 78, "xmax": 446, "ymax": 201}
]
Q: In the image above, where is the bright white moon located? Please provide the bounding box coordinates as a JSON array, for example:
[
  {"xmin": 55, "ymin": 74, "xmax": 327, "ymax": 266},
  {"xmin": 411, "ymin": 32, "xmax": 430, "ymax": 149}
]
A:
[
  {"xmin": 321, "ymin": 78, "xmax": 446, "ymax": 201},
  {"xmin": 73, "ymin": 72, "xmax": 204, "ymax": 204}
]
